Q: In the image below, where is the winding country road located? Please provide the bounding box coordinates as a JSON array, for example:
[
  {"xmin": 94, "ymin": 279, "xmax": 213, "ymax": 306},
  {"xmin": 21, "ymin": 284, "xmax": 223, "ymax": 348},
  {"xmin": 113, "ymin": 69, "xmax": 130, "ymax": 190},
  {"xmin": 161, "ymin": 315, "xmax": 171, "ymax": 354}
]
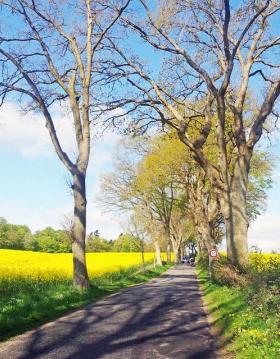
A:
[{"xmin": 0, "ymin": 266, "xmax": 216, "ymax": 359}]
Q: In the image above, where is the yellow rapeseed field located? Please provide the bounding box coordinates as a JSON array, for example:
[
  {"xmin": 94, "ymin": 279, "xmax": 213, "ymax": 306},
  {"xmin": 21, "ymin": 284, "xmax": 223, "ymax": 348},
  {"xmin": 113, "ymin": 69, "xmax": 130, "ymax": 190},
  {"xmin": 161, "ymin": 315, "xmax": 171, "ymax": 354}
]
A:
[
  {"xmin": 0, "ymin": 250, "xmax": 158, "ymax": 281},
  {"xmin": 218, "ymin": 252, "xmax": 280, "ymax": 272},
  {"xmin": 249, "ymin": 253, "xmax": 280, "ymax": 272}
]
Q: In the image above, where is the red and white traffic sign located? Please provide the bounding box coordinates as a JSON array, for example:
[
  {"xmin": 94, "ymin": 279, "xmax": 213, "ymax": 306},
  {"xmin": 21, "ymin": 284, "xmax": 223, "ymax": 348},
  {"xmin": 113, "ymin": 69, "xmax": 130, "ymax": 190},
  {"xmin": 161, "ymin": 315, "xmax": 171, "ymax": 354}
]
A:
[{"xmin": 210, "ymin": 249, "xmax": 218, "ymax": 258}]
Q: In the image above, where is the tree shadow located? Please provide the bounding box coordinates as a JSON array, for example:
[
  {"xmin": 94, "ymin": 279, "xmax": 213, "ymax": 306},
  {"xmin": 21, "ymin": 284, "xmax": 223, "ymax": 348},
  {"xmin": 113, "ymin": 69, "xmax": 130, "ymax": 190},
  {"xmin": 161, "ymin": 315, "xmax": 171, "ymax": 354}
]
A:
[{"xmin": 0, "ymin": 268, "xmax": 217, "ymax": 359}]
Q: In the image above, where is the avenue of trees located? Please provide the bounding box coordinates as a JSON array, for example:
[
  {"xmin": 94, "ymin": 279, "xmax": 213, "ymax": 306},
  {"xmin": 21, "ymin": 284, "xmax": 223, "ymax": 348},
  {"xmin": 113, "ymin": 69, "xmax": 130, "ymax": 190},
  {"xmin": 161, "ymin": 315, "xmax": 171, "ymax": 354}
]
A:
[
  {"xmin": 100, "ymin": 0, "xmax": 280, "ymax": 268},
  {"xmin": 0, "ymin": 1, "xmax": 279, "ymax": 287},
  {"xmin": 100, "ymin": 134, "xmax": 272, "ymax": 264}
]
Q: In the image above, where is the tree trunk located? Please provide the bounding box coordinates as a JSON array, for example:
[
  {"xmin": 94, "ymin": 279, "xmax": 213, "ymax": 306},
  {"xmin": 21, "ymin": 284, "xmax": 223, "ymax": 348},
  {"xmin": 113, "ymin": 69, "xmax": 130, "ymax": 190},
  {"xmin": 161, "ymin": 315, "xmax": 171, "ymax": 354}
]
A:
[
  {"xmin": 195, "ymin": 214, "xmax": 214, "ymax": 259},
  {"xmin": 154, "ymin": 240, "xmax": 162, "ymax": 265},
  {"xmin": 178, "ymin": 245, "xmax": 182, "ymax": 262},
  {"xmin": 166, "ymin": 241, "xmax": 171, "ymax": 262},
  {"xmin": 221, "ymin": 156, "xmax": 249, "ymax": 268},
  {"xmin": 72, "ymin": 172, "xmax": 90, "ymax": 289},
  {"xmin": 173, "ymin": 246, "xmax": 180, "ymax": 264},
  {"xmin": 141, "ymin": 243, "xmax": 145, "ymax": 272},
  {"xmin": 201, "ymin": 224, "xmax": 215, "ymax": 252},
  {"xmin": 230, "ymin": 159, "xmax": 249, "ymax": 267}
]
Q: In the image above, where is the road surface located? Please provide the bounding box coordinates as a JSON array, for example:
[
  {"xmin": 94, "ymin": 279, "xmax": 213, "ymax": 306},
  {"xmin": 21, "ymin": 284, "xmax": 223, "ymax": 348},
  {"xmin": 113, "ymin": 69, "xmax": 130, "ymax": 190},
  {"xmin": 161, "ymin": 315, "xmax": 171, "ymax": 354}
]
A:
[{"xmin": 0, "ymin": 266, "xmax": 216, "ymax": 359}]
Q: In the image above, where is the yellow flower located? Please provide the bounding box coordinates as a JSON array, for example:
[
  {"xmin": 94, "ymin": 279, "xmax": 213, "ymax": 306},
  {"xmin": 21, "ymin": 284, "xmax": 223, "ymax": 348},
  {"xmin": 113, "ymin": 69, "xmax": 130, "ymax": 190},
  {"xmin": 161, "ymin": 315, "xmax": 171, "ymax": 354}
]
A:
[{"xmin": 0, "ymin": 249, "xmax": 166, "ymax": 281}]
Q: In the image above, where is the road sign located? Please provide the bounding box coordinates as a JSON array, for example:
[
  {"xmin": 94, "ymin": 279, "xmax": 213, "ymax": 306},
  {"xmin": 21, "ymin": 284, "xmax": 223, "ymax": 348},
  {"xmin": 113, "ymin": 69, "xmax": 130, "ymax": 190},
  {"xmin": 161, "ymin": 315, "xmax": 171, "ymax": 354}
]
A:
[{"xmin": 210, "ymin": 249, "xmax": 218, "ymax": 258}]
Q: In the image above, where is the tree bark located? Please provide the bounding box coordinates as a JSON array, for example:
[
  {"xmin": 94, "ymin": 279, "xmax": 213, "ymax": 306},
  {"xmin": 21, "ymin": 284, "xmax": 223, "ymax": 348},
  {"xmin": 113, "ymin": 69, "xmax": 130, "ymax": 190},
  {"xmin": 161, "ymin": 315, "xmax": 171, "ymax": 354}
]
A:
[
  {"xmin": 220, "ymin": 155, "xmax": 249, "ymax": 268},
  {"xmin": 154, "ymin": 240, "xmax": 162, "ymax": 265},
  {"xmin": 166, "ymin": 241, "xmax": 171, "ymax": 262},
  {"xmin": 72, "ymin": 172, "xmax": 90, "ymax": 289},
  {"xmin": 230, "ymin": 157, "xmax": 249, "ymax": 267},
  {"xmin": 173, "ymin": 245, "xmax": 180, "ymax": 264},
  {"xmin": 196, "ymin": 237, "xmax": 208, "ymax": 258},
  {"xmin": 140, "ymin": 241, "xmax": 146, "ymax": 272}
]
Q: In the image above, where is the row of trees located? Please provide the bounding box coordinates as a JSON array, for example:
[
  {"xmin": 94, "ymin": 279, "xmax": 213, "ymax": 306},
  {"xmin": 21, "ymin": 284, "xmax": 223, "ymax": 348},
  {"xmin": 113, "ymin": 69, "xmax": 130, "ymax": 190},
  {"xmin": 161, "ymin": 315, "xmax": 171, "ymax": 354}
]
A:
[
  {"xmin": 87, "ymin": 231, "xmax": 152, "ymax": 252},
  {"xmin": 100, "ymin": 0, "xmax": 279, "ymax": 269},
  {"xmin": 100, "ymin": 133, "xmax": 272, "ymax": 264},
  {"xmin": 0, "ymin": 218, "xmax": 149, "ymax": 253},
  {"xmin": 0, "ymin": 217, "xmax": 72, "ymax": 252},
  {"xmin": 0, "ymin": 1, "xmax": 279, "ymax": 287}
]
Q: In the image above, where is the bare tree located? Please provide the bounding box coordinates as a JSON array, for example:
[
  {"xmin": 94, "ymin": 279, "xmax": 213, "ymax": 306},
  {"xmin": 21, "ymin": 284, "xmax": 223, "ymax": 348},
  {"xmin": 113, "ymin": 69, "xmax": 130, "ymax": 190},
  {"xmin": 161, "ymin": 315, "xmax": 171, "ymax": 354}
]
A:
[
  {"xmin": 100, "ymin": 0, "xmax": 280, "ymax": 268},
  {"xmin": 100, "ymin": 135, "xmax": 197, "ymax": 264},
  {"xmin": 99, "ymin": 140, "xmax": 165, "ymax": 264},
  {"xmin": 0, "ymin": 0, "xmax": 129, "ymax": 288},
  {"xmin": 126, "ymin": 213, "xmax": 156, "ymax": 271}
]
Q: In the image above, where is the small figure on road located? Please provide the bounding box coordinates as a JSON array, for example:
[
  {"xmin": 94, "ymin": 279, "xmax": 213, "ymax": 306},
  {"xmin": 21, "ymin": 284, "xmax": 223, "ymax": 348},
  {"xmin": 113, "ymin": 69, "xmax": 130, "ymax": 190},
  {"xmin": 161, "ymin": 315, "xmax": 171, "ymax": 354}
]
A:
[{"xmin": 190, "ymin": 257, "xmax": 195, "ymax": 267}]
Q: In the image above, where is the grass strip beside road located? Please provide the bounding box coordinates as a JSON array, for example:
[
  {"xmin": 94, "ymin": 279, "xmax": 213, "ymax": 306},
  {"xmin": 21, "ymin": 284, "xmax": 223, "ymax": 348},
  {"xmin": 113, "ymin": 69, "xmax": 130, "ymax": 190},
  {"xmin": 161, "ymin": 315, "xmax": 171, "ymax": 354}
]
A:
[
  {"xmin": 0, "ymin": 264, "xmax": 171, "ymax": 342},
  {"xmin": 197, "ymin": 267, "xmax": 280, "ymax": 359}
]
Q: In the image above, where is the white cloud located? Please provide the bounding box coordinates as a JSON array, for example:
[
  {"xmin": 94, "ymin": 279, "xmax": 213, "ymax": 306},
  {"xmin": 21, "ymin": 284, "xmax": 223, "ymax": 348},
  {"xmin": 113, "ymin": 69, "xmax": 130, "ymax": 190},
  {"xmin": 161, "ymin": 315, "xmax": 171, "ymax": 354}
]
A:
[
  {"xmin": 0, "ymin": 103, "xmax": 50, "ymax": 158},
  {"xmin": 248, "ymin": 213, "xmax": 280, "ymax": 252},
  {"xmin": 0, "ymin": 102, "xmax": 121, "ymax": 165},
  {"xmin": 86, "ymin": 205, "xmax": 125, "ymax": 239},
  {"xmin": 0, "ymin": 102, "xmax": 76, "ymax": 158},
  {"xmin": 0, "ymin": 102, "xmax": 125, "ymax": 237},
  {"xmin": 2, "ymin": 202, "xmax": 72, "ymax": 232},
  {"xmin": 2, "ymin": 200, "xmax": 124, "ymax": 239},
  {"xmin": 219, "ymin": 213, "xmax": 280, "ymax": 253}
]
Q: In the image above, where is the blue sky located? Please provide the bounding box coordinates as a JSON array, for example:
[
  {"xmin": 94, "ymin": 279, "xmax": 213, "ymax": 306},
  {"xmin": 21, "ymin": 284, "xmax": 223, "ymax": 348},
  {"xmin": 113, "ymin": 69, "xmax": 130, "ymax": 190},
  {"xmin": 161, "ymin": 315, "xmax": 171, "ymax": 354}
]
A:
[
  {"xmin": 0, "ymin": 102, "xmax": 123, "ymax": 239},
  {"xmin": 0, "ymin": 101, "xmax": 279, "ymax": 251},
  {"xmin": 0, "ymin": 1, "xmax": 279, "ymax": 251}
]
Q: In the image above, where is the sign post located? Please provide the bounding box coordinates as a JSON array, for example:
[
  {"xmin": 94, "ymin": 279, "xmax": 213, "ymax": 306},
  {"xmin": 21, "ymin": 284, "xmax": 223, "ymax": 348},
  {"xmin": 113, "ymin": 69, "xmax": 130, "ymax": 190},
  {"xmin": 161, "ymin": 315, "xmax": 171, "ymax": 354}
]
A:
[{"xmin": 208, "ymin": 249, "xmax": 218, "ymax": 279}]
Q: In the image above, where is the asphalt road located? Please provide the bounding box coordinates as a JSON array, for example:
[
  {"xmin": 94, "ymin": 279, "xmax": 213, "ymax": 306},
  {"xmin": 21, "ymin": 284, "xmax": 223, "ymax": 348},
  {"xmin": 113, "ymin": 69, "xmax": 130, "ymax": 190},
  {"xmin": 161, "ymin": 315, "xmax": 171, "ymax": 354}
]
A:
[{"xmin": 0, "ymin": 266, "xmax": 216, "ymax": 359}]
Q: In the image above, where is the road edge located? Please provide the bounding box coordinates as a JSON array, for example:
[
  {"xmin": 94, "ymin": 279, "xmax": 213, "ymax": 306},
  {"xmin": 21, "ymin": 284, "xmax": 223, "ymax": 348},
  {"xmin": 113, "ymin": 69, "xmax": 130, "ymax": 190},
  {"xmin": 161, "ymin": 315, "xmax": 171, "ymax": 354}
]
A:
[{"xmin": 195, "ymin": 268, "xmax": 234, "ymax": 359}]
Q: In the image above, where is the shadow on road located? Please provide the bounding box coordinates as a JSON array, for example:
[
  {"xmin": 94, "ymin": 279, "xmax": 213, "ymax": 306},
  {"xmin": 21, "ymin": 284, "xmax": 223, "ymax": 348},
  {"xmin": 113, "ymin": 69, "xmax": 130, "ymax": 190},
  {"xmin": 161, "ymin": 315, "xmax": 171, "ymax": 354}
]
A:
[{"xmin": 0, "ymin": 267, "xmax": 216, "ymax": 359}]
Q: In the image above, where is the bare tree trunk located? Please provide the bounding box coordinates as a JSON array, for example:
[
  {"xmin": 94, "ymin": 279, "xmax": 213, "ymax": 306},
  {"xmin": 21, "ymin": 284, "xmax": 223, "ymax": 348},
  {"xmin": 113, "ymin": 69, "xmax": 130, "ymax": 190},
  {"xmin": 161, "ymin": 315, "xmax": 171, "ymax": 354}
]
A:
[
  {"xmin": 166, "ymin": 241, "xmax": 171, "ymax": 262},
  {"xmin": 154, "ymin": 240, "xmax": 162, "ymax": 266},
  {"xmin": 140, "ymin": 240, "xmax": 145, "ymax": 272},
  {"xmin": 173, "ymin": 245, "xmax": 180, "ymax": 264},
  {"xmin": 221, "ymin": 156, "xmax": 249, "ymax": 268},
  {"xmin": 230, "ymin": 158, "xmax": 249, "ymax": 267},
  {"xmin": 198, "ymin": 240, "xmax": 209, "ymax": 259},
  {"xmin": 222, "ymin": 205, "xmax": 234, "ymax": 260},
  {"xmin": 178, "ymin": 245, "xmax": 182, "ymax": 262},
  {"xmin": 200, "ymin": 224, "xmax": 215, "ymax": 252},
  {"xmin": 180, "ymin": 242, "xmax": 185, "ymax": 261},
  {"xmin": 195, "ymin": 211, "xmax": 214, "ymax": 260},
  {"xmin": 196, "ymin": 238, "xmax": 205, "ymax": 258},
  {"xmin": 72, "ymin": 172, "xmax": 90, "ymax": 289}
]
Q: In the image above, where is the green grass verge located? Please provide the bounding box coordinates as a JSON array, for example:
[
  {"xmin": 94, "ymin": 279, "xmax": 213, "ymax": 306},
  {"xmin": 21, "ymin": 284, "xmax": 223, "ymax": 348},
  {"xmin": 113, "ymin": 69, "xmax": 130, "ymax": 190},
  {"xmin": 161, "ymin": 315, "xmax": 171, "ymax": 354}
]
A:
[
  {"xmin": 197, "ymin": 267, "xmax": 280, "ymax": 359},
  {"xmin": 0, "ymin": 264, "xmax": 171, "ymax": 342}
]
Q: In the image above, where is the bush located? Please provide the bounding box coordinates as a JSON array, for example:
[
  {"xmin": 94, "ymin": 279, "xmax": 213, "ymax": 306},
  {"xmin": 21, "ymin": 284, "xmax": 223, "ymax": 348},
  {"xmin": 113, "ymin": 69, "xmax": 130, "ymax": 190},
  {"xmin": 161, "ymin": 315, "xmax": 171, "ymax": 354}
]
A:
[
  {"xmin": 211, "ymin": 259, "xmax": 250, "ymax": 287},
  {"xmin": 202, "ymin": 253, "xmax": 280, "ymax": 288},
  {"xmin": 197, "ymin": 256, "xmax": 280, "ymax": 359}
]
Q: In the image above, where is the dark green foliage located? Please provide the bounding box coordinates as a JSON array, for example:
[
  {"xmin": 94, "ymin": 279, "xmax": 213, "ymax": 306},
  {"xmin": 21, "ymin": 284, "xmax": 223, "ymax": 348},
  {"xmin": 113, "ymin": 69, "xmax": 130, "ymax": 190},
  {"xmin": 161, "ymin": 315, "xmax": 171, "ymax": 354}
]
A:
[
  {"xmin": 0, "ymin": 220, "xmax": 32, "ymax": 250},
  {"xmin": 113, "ymin": 233, "xmax": 143, "ymax": 252},
  {"xmin": 32, "ymin": 227, "xmax": 72, "ymax": 253},
  {"xmin": 0, "ymin": 219, "xmax": 150, "ymax": 253},
  {"xmin": 85, "ymin": 232, "xmax": 144, "ymax": 253},
  {"xmin": 0, "ymin": 220, "xmax": 72, "ymax": 253},
  {"xmin": 86, "ymin": 232, "xmax": 113, "ymax": 252}
]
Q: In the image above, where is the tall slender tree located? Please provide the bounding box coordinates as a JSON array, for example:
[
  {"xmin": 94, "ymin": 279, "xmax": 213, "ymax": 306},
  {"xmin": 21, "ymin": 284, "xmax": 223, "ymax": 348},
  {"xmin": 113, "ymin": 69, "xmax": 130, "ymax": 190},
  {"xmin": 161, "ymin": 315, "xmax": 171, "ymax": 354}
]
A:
[{"xmin": 0, "ymin": 0, "xmax": 129, "ymax": 288}]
